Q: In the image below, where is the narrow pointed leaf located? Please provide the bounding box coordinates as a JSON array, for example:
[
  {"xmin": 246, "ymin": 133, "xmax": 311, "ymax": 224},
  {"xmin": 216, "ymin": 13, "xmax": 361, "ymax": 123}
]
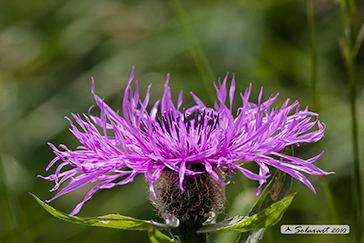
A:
[
  {"xmin": 198, "ymin": 193, "xmax": 295, "ymax": 233},
  {"xmin": 237, "ymin": 145, "xmax": 293, "ymax": 242},
  {"xmin": 250, "ymin": 169, "xmax": 292, "ymax": 216},
  {"xmin": 353, "ymin": 23, "xmax": 364, "ymax": 58},
  {"xmin": 237, "ymin": 228, "xmax": 266, "ymax": 243},
  {"xmin": 148, "ymin": 227, "xmax": 174, "ymax": 243},
  {"xmin": 31, "ymin": 193, "xmax": 170, "ymax": 231},
  {"xmin": 236, "ymin": 170, "xmax": 292, "ymax": 243}
]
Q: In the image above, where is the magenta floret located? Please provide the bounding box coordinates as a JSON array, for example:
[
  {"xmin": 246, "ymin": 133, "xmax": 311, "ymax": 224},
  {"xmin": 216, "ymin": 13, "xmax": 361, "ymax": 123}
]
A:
[{"xmin": 40, "ymin": 67, "xmax": 333, "ymax": 215}]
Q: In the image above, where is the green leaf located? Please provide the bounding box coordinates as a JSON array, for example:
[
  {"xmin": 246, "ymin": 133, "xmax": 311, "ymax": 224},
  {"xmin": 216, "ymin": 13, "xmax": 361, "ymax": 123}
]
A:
[
  {"xmin": 249, "ymin": 169, "xmax": 292, "ymax": 217},
  {"xmin": 236, "ymin": 170, "xmax": 292, "ymax": 243},
  {"xmin": 197, "ymin": 193, "xmax": 295, "ymax": 233},
  {"xmin": 237, "ymin": 228, "xmax": 266, "ymax": 243},
  {"xmin": 249, "ymin": 146, "xmax": 293, "ymax": 216},
  {"xmin": 148, "ymin": 227, "xmax": 174, "ymax": 243},
  {"xmin": 237, "ymin": 145, "xmax": 294, "ymax": 243},
  {"xmin": 30, "ymin": 193, "xmax": 171, "ymax": 231}
]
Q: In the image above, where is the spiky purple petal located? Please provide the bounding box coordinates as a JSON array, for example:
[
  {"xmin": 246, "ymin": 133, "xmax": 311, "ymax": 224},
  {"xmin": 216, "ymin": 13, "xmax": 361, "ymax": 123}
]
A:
[{"xmin": 40, "ymin": 68, "xmax": 332, "ymax": 215}]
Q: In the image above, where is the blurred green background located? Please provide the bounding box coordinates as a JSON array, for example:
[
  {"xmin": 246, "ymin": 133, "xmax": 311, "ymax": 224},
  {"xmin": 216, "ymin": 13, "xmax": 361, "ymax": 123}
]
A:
[{"xmin": 0, "ymin": 0, "xmax": 363, "ymax": 242}]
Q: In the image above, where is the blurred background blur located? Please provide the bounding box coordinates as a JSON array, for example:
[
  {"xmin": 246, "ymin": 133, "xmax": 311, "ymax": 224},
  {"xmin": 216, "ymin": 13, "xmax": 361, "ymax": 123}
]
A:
[{"xmin": 0, "ymin": 0, "xmax": 363, "ymax": 242}]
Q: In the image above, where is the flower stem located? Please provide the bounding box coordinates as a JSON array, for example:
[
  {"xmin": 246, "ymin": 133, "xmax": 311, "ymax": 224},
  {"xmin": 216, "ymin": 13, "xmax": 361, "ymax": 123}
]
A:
[
  {"xmin": 338, "ymin": 0, "xmax": 364, "ymax": 242},
  {"xmin": 0, "ymin": 155, "xmax": 30, "ymax": 243},
  {"xmin": 168, "ymin": 0, "xmax": 216, "ymax": 102},
  {"xmin": 306, "ymin": 2, "xmax": 346, "ymax": 243},
  {"xmin": 307, "ymin": 0, "xmax": 319, "ymax": 113},
  {"xmin": 178, "ymin": 221, "xmax": 208, "ymax": 243}
]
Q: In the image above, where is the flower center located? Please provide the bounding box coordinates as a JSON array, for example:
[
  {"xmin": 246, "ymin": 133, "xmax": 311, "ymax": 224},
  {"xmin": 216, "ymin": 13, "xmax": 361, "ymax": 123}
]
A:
[
  {"xmin": 153, "ymin": 109, "xmax": 220, "ymax": 159},
  {"xmin": 151, "ymin": 168, "xmax": 226, "ymax": 223}
]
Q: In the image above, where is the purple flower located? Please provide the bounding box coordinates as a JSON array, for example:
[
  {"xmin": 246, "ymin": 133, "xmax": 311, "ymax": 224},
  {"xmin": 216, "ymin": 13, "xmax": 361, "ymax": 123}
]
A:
[{"xmin": 40, "ymin": 67, "xmax": 332, "ymax": 215}]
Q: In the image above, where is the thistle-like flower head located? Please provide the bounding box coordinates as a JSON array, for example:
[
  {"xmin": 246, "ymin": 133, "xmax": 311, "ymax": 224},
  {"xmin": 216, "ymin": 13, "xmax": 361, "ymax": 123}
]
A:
[{"xmin": 40, "ymin": 67, "xmax": 332, "ymax": 216}]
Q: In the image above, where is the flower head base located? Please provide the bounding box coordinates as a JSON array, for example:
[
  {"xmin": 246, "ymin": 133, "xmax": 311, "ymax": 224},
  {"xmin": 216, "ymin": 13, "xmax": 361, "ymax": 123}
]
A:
[
  {"xmin": 151, "ymin": 168, "xmax": 225, "ymax": 223},
  {"xmin": 40, "ymin": 67, "xmax": 333, "ymax": 217}
]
